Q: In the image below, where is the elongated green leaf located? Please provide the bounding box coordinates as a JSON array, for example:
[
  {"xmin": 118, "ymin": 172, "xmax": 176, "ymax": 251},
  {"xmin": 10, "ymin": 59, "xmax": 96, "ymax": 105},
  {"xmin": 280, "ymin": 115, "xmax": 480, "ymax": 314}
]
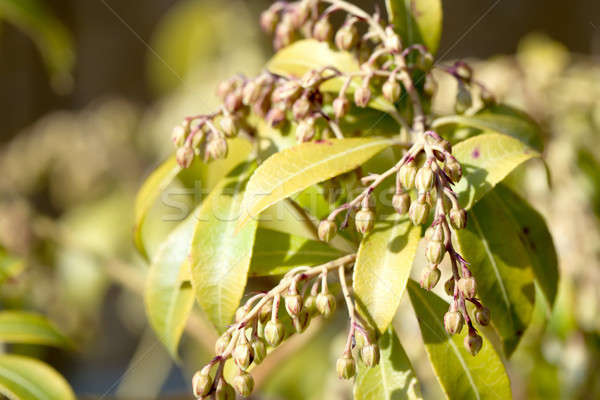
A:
[
  {"xmin": 455, "ymin": 193, "xmax": 535, "ymax": 355},
  {"xmin": 0, "ymin": 354, "xmax": 75, "ymax": 400},
  {"xmin": 453, "ymin": 133, "xmax": 540, "ymax": 210},
  {"xmin": 144, "ymin": 212, "xmax": 197, "ymax": 358},
  {"xmin": 0, "ymin": 312, "xmax": 70, "ymax": 348},
  {"xmin": 267, "ymin": 39, "xmax": 394, "ymax": 113},
  {"xmin": 433, "ymin": 104, "xmax": 544, "ymax": 152},
  {"xmin": 190, "ymin": 162, "xmax": 258, "ymax": 332},
  {"xmin": 238, "ymin": 138, "xmax": 393, "ymax": 229},
  {"xmin": 407, "ymin": 281, "xmax": 512, "ymax": 400},
  {"xmin": 354, "ymin": 326, "xmax": 422, "ymax": 400},
  {"xmin": 249, "ymin": 229, "xmax": 343, "ymax": 277},
  {"xmin": 493, "ymin": 185, "xmax": 558, "ymax": 310},
  {"xmin": 385, "ymin": 0, "xmax": 443, "ymax": 54},
  {"xmin": 0, "ymin": 247, "xmax": 24, "ymax": 285},
  {"xmin": 353, "ymin": 216, "xmax": 420, "ymax": 333}
]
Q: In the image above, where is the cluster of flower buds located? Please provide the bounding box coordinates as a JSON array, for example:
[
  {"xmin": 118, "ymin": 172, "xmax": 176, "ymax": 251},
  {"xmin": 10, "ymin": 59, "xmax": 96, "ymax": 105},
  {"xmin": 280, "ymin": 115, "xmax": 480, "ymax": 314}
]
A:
[{"xmin": 442, "ymin": 60, "xmax": 496, "ymax": 115}]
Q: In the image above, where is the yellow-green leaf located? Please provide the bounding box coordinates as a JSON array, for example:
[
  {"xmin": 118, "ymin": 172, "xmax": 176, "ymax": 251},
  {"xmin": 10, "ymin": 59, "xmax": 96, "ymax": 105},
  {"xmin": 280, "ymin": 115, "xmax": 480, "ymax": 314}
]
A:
[
  {"xmin": 385, "ymin": 0, "xmax": 443, "ymax": 54},
  {"xmin": 407, "ymin": 281, "xmax": 512, "ymax": 400},
  {"xmin": 453, "ymin": 133, "xmax": 540, "ymax": 210},
  {"xmin": 354, "ymin": 326, "xmax": 422, "ymax": 400},
  {"xmin": 267, "ymin": 39, "xmax": 394, "ymax": 113},
  {"xmin": 238, "ymin": 138, "xmax": 393, "ymax": 229},
  {"xmin": 0, "ymin": 247, "xmax": 24, "ymax": 285},
  {"xmin": 144, "ymin": 212, "xmax": 196, "ymax": 358},
  {"xmin": 0, "ymin": 354, "xmax": 75, "ymax": 400},
  {"xmin": 353, "ymin": 216, "xmax": 420, "ymax": 334},
  {"xmin": 190, "ymin": 162, "xmax": 258, "ymax": 332},
  {"xmin": 0, "ymin": 312, "xmax": 70, "ymax": 349},
  {"xmin": 454, "ymin": 193, "xmax": 535, "ymax": 356}
]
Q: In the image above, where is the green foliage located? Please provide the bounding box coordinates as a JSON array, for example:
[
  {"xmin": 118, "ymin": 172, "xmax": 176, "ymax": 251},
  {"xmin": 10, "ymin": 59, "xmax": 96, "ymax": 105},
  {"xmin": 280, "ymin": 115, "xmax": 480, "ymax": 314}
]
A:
[
  {"xmin": 385, "ymin": 0, "xmax": 443, "ymax": 54},
  {"xmin": 0, "ymin": 246, "xmax": 24, "ymax": 285},
  {"xmin": 0, "ymin": 311, "xmax": 71, "ymax": 349}
]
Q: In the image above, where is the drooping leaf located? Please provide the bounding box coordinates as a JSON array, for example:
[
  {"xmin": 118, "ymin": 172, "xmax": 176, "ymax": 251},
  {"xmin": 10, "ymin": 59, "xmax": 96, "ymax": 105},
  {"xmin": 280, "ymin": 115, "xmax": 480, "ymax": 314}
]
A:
[
  {"xmin": 190, "ymin": 162, "xmax": 258, "ymax": 332},
  {"xmin": 0, "ymin": 247, "xmax": 24, "ymax": 285},
  {"xmin": 238, "ymin": 138, "xmax": 393, "ymax": 229},
  {"xmin": 385, "ymin": 0, "xmax": 443, "ymax": 54},
  {"xmin": 144, "ymin": 211, "xmax": 197, "ymax": 358},
  {"xmin": 354, "ymin": 326, "xmax": 422, "ymax": 400},
  {"xmin": 0, "ymin": 312, "xmax": 71, "ymax": 349},
  {"xmin": 433, "ymin": 104, "xmax": 544, "ymax": 152},
  {"xmin": 493, "ymin": 184, "xmax": 558, "ymax": 310},
  {"xmin": 266, "ymin": 39, "xmax": 395, "ymax": 113},
  {"xmin": 455, "ymin": 193, "xmax": 536, "ymax": 356},
  {"xmin": 353, "ymin": 216, "xmax": 420, "ymax": 333},
  {"xmin": 453, "ymin": 133, "xmax": 540, "ymax": 210},
  {"xmin": 0, "ymin": 354, "xmax": 75, "ymax": 400},
  {"xmin": 407, "ymin": 281, "xmax": 512, "ymax": 400}
]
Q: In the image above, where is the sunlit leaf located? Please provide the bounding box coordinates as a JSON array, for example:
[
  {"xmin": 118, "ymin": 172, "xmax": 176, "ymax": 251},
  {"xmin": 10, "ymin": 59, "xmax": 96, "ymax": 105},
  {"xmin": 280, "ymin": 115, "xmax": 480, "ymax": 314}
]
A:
[
  {"xmin": 238, "ymin": 138, "xmax": 393, "ymax": 229},
  {"xmin": 0, "ymin": 247, "xmax": 24, "ymax": 285},
  {"xmin": 433, "ymin": 104, "xmax": 544, "ymax": 152},
  {"xmin": 0, "ymin": 312, "xmax": 70, "ymax": 349},
  {"xmin": 407, "ymin": 281, "xmax": 512, "ymax": 399},
  {"xmin": 385, "ymin": 0, "xmax": 443, "ymax": 54},
  {"xmin": 0, "ymin": 354, "xmax": 75, "ymax": 400},
  {"xmin": 353, "ymin": 216, "xmax": 420, "ymax": 333},
  {"xmin": 190, "ymin": 162, "xmax": 258, "ymax": 332},
  {"xmin": 453, "ymin": 133, "xmax": 540, "ymax": 210},
  {"xmin": 354, "ymin": 326, "xmax": 422, "ymax": 400},
  {"xmin": 455, "ymin": 192, "xmax": 535, "ymax": 356}
]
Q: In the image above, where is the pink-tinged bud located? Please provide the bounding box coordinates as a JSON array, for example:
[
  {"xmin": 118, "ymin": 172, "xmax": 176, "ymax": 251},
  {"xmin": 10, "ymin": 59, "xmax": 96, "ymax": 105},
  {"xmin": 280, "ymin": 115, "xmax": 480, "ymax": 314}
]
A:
[
  {"xmin": 301, "ymin": 70, "xmax": 322, "ymax": 88},
  {"xmin": 224, "ymin": 91, "xmax": 243, "ymax": 113},
  {"xmin": 444, "ymin": 311, "xmax": 464, "ymax": 335},
  {"xmin": 219, "ymin": 114, "xmax": 237, "ymax": 138},
  {"xmin": 384, "ymin": 26, "xmax": 401, "ymax": 52},
  {"xmin": 285, "ymin": 293, "xmax": 303, "ymax": 316},
  {"xmin": 274, "ymin": 16, "xmax": 294, "ymax": 49},
  {"xmin": 313, "ymin": 17, "xmax": 332, "ymax": 41},
  {"xmin": 335, "ymin": 22, "xmax": 358, "ymax": 50},
  {"xmin": 264, "ymin": 320, "xmax": 285, "ymax": 347},
  {"xmin": 293, "ymin": 96, "xmax": 311, "ymax": 120},
  {"xmin": 336, "ymin": 354, "xmax": 356, "ymax": 379},
  {"xmin": 233, "ymin": 334, "xmax": 253, "ymax": 370},
  {"xmin": 464, "ymin": 332, "xmax": 483, "ymax": 356},
  {"xmin": 176, "ymin": 146, "xmax": 194, "ymax": 168},
  {"xmin": 272, "ymin": 80, "xmax": 302, "ymax": 103},
  {"xmin": 475, "ymin": 306, "xmax": 491, "ymax": 326},
  {"xmin": 316, "ymin": 293, "xmax": 336, "ymax": 317},
  {"xmin": 449, "ymin": 207, "xmax": 467, "ymax": 230},
  {"xmin": 361, "ymin": 344, "xmax": 380, "ymax": 367},
  {"xmin": 392, "ymin": 192, "xmax": 411, "ymax": 215},
  {"xmin": 458, "ymin": 276, "xmax": 477, "ymax": 299},
  {"xmin": 260, "ymin": 8, "xmax": 279, "ymax": 34},
  {"xmin": 171, "ymin": 124, "xmax": 188, "ymax": 147},
  {"xmin": 266, "ymin": 107, "xmax": 286, "ymax": 127},
  {"xmin": 399, "ymin": 160, "xmax": 417, "ymax": 189},
  {"xmin": 217, "ymin": 78, "xmax": 237, "ymax": 100},
  {"xmin": 333, "ymin": 96, "xmax": 350, "ymax": 119},
  {"xmin": 215, "ymin": 332, "xmax": 231, "ymax": 355},
  {"xmin": 232, "ymin": 371, "xmax": 254, "ymax": 397},
  {"xmin": 415, "ymin": 165, "xmax": 435, "ymax": 192},
  {"xmin": 426, "ymin": 240, "xmax": 445, "ymax": 265},
  {"xmin": 206, "ymin": 136, "xmax": 228, "ymax": 160},
  {"xmin": 318, "ymin": 220, "xmax": 337, "ymax": 242},
  {"xmin": 444, "ymin": 156, "xmax": 462, "ymax": 183},
  {"xmin": 421, "ymin": 266, "xmax": 441, "ymax": 290},
  {"xmin": 295, "ymin": 117, "xmax": 316, "ymax": 142},
  {"xmin": 355, "ymin": 208, "xmax": 375, "ymax": 234},
  {"xmin": 192, "ymin": 367, "xmax": 212, "ymax": 397},
  {"xmin": 242, "ymin": 80, "xmax": 260, "ymax": 105},
  {"xmin": 354, "ymin": 85, "xmax": 371, "ymax": 108},
  {"xmin": 409, "ymin": 199, "xmax": 430, "ymax": 225},
  {"xmin": 382, "ymin": 77, "xmax": 401, "ymax": 102}
]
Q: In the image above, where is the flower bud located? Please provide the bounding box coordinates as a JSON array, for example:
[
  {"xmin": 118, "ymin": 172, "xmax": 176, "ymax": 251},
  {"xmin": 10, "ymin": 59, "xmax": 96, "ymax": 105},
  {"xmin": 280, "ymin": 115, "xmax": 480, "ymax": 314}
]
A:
[
  {"xmin": 409, "ymin": 200, "xmax": 430, "ymax": 225},
  {"xmin": 224, "ymin": 91, "xmax": 243, "ymax": 113},
  {"xmin": 318, "ymin": 220, "xmax": 337, "ymax": 242},
  {"xmin": 336, "ymin": 354, "xmax": 356, "ymax": 379},
  {"xmin": 449, "ymin": 208, "xmax": 467, "ymax": 230},
  {"xmin": 424, "ymin": 74, "xmax": 437, "ymax": 97},
  {"xmin": 421, "ymin": 266, "xmax": 441, "ymax": 290},
  {"xmin": 242, "ymin": 81, "xmax": 260, "ymax": 105},
  {"xmin": 384, "ymin": 26, "xmax": 401, "ymax": 52},
  {"xmin": 313, "ymin": 17, "xmax": 332, "ymax": 41},
  {"xmin": 475, "ymin": 307, "xmax": 491, "ymax": 326},
  {"xmin": 251, "ymin": 338, "xmax": 267, "ymax": 365},
  {"xmin": 382, "ymin": 77, "xmax": 401, "ymax": 102},
  {"xmin": 296, "ymin": 117, "xmax": 316, "ymax": 142},
  {"xmin": 215, "ymin": 377, "xmax": 235, "ymax": 400},
  {"xmin": 361, "ymin": 344, "xmax": 380, "ymax": 367},
  {"xmin": 304, "ymin": 295, "xmax": 318, "ymax": 316},
  {"xmin": 260, "ymin": 8, "xmax": 279, "ymax": 33},
  {"xmin": 233, "ymin": 336, "xmax": 253, "ymax": 370},
  {"xmin": 335, "ymin": 23, "xmax": 358, "ymax": 50},
  {"xmin": 285, "ymin": 293, "xmax": 303, "ymax": 316},
  {"xmin": 417, "ymin": 52, "xmax": 434, "ymax": 71},
  {"xmin": 354, "ymin": 85, "xmax": 371, "ymax": 108},
  {"xmin": 444, "ymin": 278, "xmax": 455, "ymax": 296},
  {"xmin": 192, "ymin": 367, "xmax": 212, "ymax": 398},
  {"xmin": 272, "ymin": 80, "xmax": 301, "ymax": 103},
  {"xmin": 264, "ymin": 320, "xmax": 285, "ymax": 347},
  {"xmin": 215, "ymin": 332, "xmax": 231, "ymax": 355},
  {"xmin": 293, "ymin": 309, "xmax": 310, "ymax": 333},
  {"xmin": 333, "ymin": 96, "xmax": 350, "ymax": 119},
  {"xmin": 258, "ymin": 302, "xmax": 272, "ymax": 324},
  {"xmin": 458, "ymin": 276, "xmax": 477, "ymax": 299},
  {"xmin": 231, "ymin": 371, "xmax": 254, "ymax": 397},
  {"xmin": 217, "ymin": 78, "xmax": 238, "ymax": 99},
  {"xmin": 399, "ymin": 160, "xmax": 417, "ymax": 189},
  {"xmin": 206, "ymin": 136, "xmax": 228, "ymax": 160},
  {"xmin": 464, "ymin": 332, "xmax": 483, "ymax": 356},
  {"xmin": 415, "ymin": 165, "xmax": 435, "ymax": 192},
  {"xmin": 219, "ymin": 115, "xmax": 237, "ymax": 138},
  {"xmin": 266, "ymin": 107, "xmax": 286, "ymax": 127},
  {"xmin": 274, "ymin": 18, "xmax": 294, "ymax": 49},
  {"xmin": 171, "ymin": 124, "xmax": 188, "ymax": 147},
  {"xmin": 426, "ymin": 240, "xmax": 446, "ymax": 265},
  {"xmin": 392, "ymin": 192, "xmax": 411, "ymax": 215},
  {"xmin": 444, "ymin": 156, "xmax": 462, "ymax": 183},
  {"xmin": 355, "ymin": 208, "xmax": 375, "ymax": 235},
  {"xmin": 455, "ymin": 85, "xmax": 472, "ymax": 114},
  {"xmin": 316, "ymin": 293, "xmax": 336, "ymax": 317},
  {"xmin": 293, "ymin": 96, "xmax": 311, "ymax": 120},
  {"xmin": 444, "ymin": 311, "xmax": 464, "ymax": 335},
  {"xmin": 176, "ymin": 146, "xmax": 194, "ymax": 168}
]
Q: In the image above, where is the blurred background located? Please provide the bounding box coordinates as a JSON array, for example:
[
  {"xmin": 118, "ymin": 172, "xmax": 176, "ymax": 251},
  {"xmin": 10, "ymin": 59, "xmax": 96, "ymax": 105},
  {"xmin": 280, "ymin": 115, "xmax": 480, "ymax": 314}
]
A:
[{"xmin": 1, "ymin": 0, "xmax": 599, "ymax": 398}]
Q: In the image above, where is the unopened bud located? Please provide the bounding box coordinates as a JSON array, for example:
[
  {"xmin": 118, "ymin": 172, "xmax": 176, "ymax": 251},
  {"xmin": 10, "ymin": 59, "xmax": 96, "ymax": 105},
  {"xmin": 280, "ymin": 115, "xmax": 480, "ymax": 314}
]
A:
[
  {"xmin": 176, "ymin": 146, "xmax": 194, "ymax": 168},
  {"xmin": 417, "ymin": 52, "xmax": 434, "ymax": 71},
  {"xmin": 293, "ymin": 96, "xmax": 311, "ymax": 119},
  {"xmin": 293, "ymin": 309, "xmax": 310, "ymax": 333},
  {"xmin": 301, "ymin": 69, "xmax": 322, "ymax": 88},
  {"xmin": 415, "ymin": 165, "xmax": 435, "ymax": 192},
  {"xmin": 304, "ymin": 295, "xmax": 317, "ymax": 316},
  {"xmin": 215, "ymin": 332, "xmax": 231, "ymax": 355},
  {"xmin": 264, "ymin": 320, "xmax": 285, "ymax": 347},
  {"xmin": 444, "ymin": 156, "xmax": 462, "ymax": 183},
  {"xmin": 354, "ymin": 84, "xmax": 371, "ymax": 108},
  {"xmin": 258, "ymin": 302, "xmax": 272, "ymax": 324},
  {"xmin": 409, "ymin": 200, "xmax": 430, "ymax": 225},
  {"xmin": 296, "ymin": 117, "xmax": 316, "ymax": 142},
  {"xmin": 444, "ymin": 311, "xmax": 464, "ymax": 335},
  {"xmin": 235, "ymin": 307, "xmax": 246, "ymax": 323},
  {"xmin": 424, "ymin": 74, "xmax": 437, "ymax": 97},
  {"xmin": 171, "ymin": 124, "xmax": 188, "ymax": 147},
  {"xmin": 251, "ymin": 338, "xmax": 267, "ymax": 365},
  {"xmin": 232, "ymin": 371, "xmax": 254, "ymax": 397},
  {"xmin": 274, "ymin": 18, "xmax": 294, "ymax": 50},
  {"xmin": 335, "ymin": 23, "xmax": 358, "ymax": 50},
  {"xmin": 361, "ymin": 344, "xmax": 380, "ymax": 367},
  {"xmin": 318, "ymin": 220, "xmax": 337, "ymax": 242},
  {"xmin": 426, "ymin": 240, "xmax": 445, "ymax": 265},
  {"xmin": 382, "ymin": 77, "xmax": 401, "ymax": 102},
  {"xmin": 233, "ymin": 337, "xmax": 253, "ymax": 370},
  {"xmin": 464, "ymin": 332, "xmax": 483, "ymax": 356},
  {"xmin": 266, "ymin": 107, "xmax": 286, "ymax": 127},
  {"xmin": 217, "ymin": 78, "xmax": 237, "ymax": 100},
  {"xmin": 242, "ymin": 80, "xmax": 258, "ymax": 105},
  {"xmin": 272, "ymin": 80, "xmax": 301, "ymax": 103},
  {"xmin": 399, "ymin": 160, "xmax": 418, "ymax": 189},
  {"xmin": 384, "ymin": 26, "xmax": 401, "ymax": 52},
  {"xmin": 206, "ymin": 136, "xmax": 228, "ymax": 160},
  {"xmin": 458, "ymin": 276, "xmax": 477, "ymax": 299},
  {"xmin": 421, "ymin": 266, "xmax": 441, "ymax": 290},
  {"xmin": 219, "ymin": 115, "xmax": 237, "ymax": 138},
  {"xmin": 260, "ymin": 8, "xmax": 279, "ymax": 33},
  {"xmin": 316, "ymin": 293, "xmax": 336, "ymax": 317},
  {"xmin": 333, "ymin": 96, "xmax": 350, "ymax": 119},
  {"xmin": 455, "ymin": 85, "xmax": 472, "ymax": 114},
  {"xmin": 449, "ymin": 208, "xmax": 467, "ymax": 230},
  {"xmin": 355, "ymin": 208, "xmax": 375, "ymax": 234},
  {"xmin": 215, "ymin": 377, "xmax": 235, "ymax": 400},
  {"xmin": 285, "ymin": 293, "xmax": 303, "ymax": 316},
  {"xmin": 475, "ymin": 306, "xmax": 491, "ymax": 326},
  {"xmin": 192, "ymin": 368, "xmax": 212, "ymax": 398},
  {"xmin": 392, "ymin": 192, "xmax": 411, "ymax": 215},
  {"xmin": 336, "ymin": 354, "xmax": 356, "ymax": 379},
  {"xmin": 313, "ymin": 17, "xmax": 332, "ymax": 41},
  {"xmin": 444, "ymin": 278, "xmax": 455, "ymax": 296},
  {"xmin": 225, "ymin": 91, "xmax": 243, "ymax": 113}
]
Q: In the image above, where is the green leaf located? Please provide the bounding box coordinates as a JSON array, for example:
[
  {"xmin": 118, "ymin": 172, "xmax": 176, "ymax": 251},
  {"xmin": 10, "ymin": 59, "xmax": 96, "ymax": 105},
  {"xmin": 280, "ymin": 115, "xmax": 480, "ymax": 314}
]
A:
[
  {"xmin": 0, "ymin": 312, "xmax": 70, "ymax": 349},
  {"xmin": 453, "ymin": 133, "xmax": 540, "ymax": 210},
  {"xmin": 354, "ymin": 326, "xmax": 422, "ymax": 400},
  {"xmin": 238, "ymin": 138, "xmax": 393, "ymax": 229},
  {"xmin": 407, "ymin": 281, "xmax": 512, "ymax": 400},
  {"xmin": 493, "ymin": 185, "xmax": 558, "ymax": 310},
  {"xmin": 249, "ymin": 229, "xmax": 343, "ymax": 277},
  {"xmin": 0, "ymin": 354, "xmax": 75, "ymax": 400},
  {"xmin": 0, "ymin": 0, "xmax": 74, "ymax": 92},
  {"xmin": 454, "ymin": 192, "xmax": 535, "ymax": 355},
  {"xmin": 0, "ymin": 247, "xmax": 24, "ymax": 285},
  {"xmin": 190, "ymin": 162, "xmax": 258, "ymax": 332},
  {"xmin": 144, "ymin": 212, "xmax": 196, "ymax": 358},
  {"xmin": 385, "ymin": 0, "xmax": 443, "ymax": 54},
  {"xmin": 353, "ymin": 216, "xmax": 420, "ymax": 334},
  {"xmin": 266, "ymin": 39, "xmax": 394, "ymax": 113},
  {"xmin": 433, "ymin": 104, "xmax": 544, "ymax": 152}
]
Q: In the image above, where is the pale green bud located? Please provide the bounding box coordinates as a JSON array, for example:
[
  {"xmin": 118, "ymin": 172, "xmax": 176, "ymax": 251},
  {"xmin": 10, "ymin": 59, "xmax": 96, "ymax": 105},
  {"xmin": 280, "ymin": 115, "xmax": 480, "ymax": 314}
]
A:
[
  {"xmin": 417, "ymin": 52, "xmax": 434, "ymax": 71},
  {"xmin": 392, "ymin": 192, "xmax": 411, "ymax": 215},
  {"xmin": 293, "ymin": 309, "xmax": 310, "ymax": 333},
  {"xmin": 316, "ymin": 293, "xmax": 336, "ymax": 318},
  {"xmin": 421, "ymin": 266, "xmax": 441, "ymax": 290},
  {"xmin": 475, "ymin": 306, "xmax": 491, "ymax": 326},
  {"xmin": 382, "ymin": 77, "xmax": 401, "ymax": 103},
  {"xmin": 233, "ymin": 334, "xmax": 253, "ymax": 370},
  {"xmin": 313, "ymin": 17, "xmax": 332, "ymax": 41},
  {"xmin": 464, "ymin": 332, "xmax": 483, "ymax": 356},
  {"xmin": 444, "ymin": 311, "xmax": 464, "ymax": 335},
  {"xmin": 318, "ymin": 220, "xmax": 337, "ymax": 242},
  {"xmin": 264, "ymin": 320, "xmax": 285, "ymax": 347},
  {"xmin": 354, "ymin": 84, "xmax": 371, "ymax": 108},
  {"xmin": 176, "ymin": 146, "xmax": 194, "ymax": 168},
  {"xmin": 285, "ymin": 293, "xmax": 303, "ymax": 316},
  {"xmin": 333, "ymin": 96, "xmax": 350, "ymax": 119},
  {"xmin": 444, "ymin": 278, "xmax": 455, "ymax": 296},
  {"xmin": 335, "ymin": 23, "xmax": 358, "ymax": 50},
  {"xmin": 399, "ymin": 160, "xmax": 417, "ymax": 189},
  {"xmin": 215, "ymin": 332, "xmax": 231, "ymax": 355},
  {"xmin": 251, "ymin": 338, "xmax": 267, "ymax": 365},
  {"xmin": 383, "ymin": 26, "xmax": 401, "ymax": 52},
  {"xmin": 192, "ymin": 367, "xmax": 212, "ymax": 397},
  {"xmin": 426, "ymin": 240, "xmax": 445, "ymax": 265},
  {"xmin": 444, "ymin": 156, "xmax": 462, "ymax": 183},
  {"xmin": 232, "ymin": 371, "xmax": 254, "ymax": 397},
  {"xmin": 361, "ymin": 344, "xmax": 380, "ymax": 367},
  {"xmin": 355, "ymin": 208, "xmax": 375, "ymax": 234},
  {"xmin": 336, "ymin": 354, "xmax": 356, "ymax": 379},
  {"xmin": 458, "ymin": 276, "xmax": 477, "ymax": 299},
  {"xmin": 449, "ymin": 207, "xmax": 467, "ymax": 230},
  {"xmin": 258, "ymin": 302, "xmax": 272, "ymax": 324},
  {"xmin": 409, "ymin": 200, "xmax": 430, "ymax": 225},
  {"xmin": 219, "ymin": 115, "xmax": 237, "ymax": 138},
  {"xmin": 424, "ymin": 74, "xmax": 437, "ymax": 97},
  {"xmin": 415, "ymin": 165, "xmax": 435, "ymax": 192},
  {"xmin": 215, "ymin": 378, "xmax": 235, "ymax": 400},
  {"xmin": 304, "ymin": 294, "xmax": 318, "ymax": 316},
  {"xmin": 206, "ymin": 136, "xmax": 228, "ymax": 160}
]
